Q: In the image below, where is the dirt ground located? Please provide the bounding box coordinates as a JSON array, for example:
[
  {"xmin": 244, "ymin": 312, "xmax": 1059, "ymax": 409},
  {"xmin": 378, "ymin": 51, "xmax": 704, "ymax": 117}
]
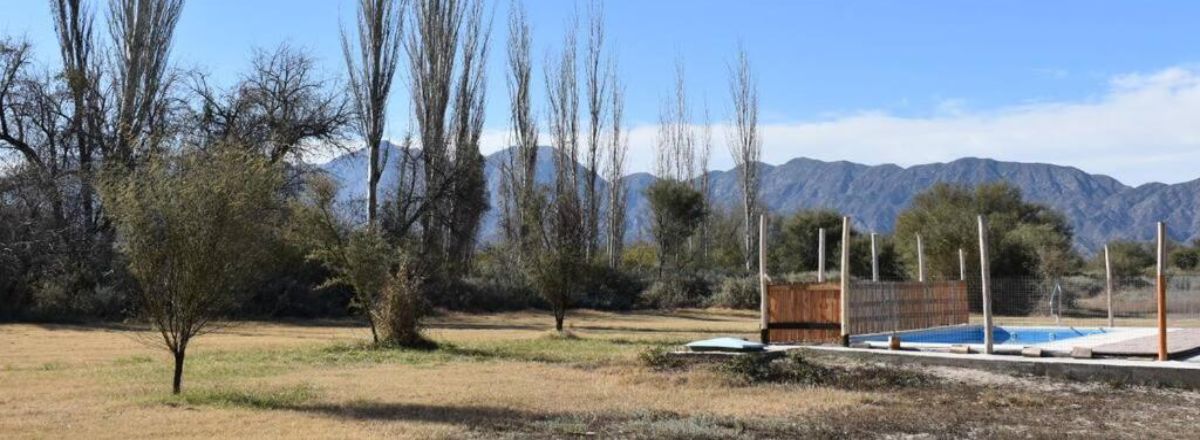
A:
[{"xmin": 2, "ymin": 309, "xmax": 1199, "ymax": 439}]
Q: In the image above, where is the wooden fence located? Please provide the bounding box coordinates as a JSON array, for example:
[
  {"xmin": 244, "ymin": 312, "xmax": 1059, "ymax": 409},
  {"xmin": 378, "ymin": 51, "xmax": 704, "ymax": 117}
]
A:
[
  {"xmin": 846, "ymin": 281, "xmax": 969, "ymax": 335},
  {"xmin": 764, "ymin": 283, "xmax": 842, "ymax": 344},
  {"xmin": 763, "ymin": 280, "xmax": 969, "ymax": 344}
]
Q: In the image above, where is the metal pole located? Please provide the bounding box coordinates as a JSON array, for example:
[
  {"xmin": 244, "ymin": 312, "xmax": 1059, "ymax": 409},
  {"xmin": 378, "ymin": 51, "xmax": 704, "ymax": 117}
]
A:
[
  {"xmin": 840, "ymin": 217, "xmax": 852, "ymax": 346},
  {"xmin": 978, "ymin": 216, "xmax": 994, "ymax": 355},
  {"xmin": 1105, "ymin": 244, "xmax": 1114, "ymax": 328},
  {"xmin": 916, "ymin": 233, "xmax": 925, "ymax": 283},
  {"xmin": 817, "ymin": 228, "xmax": 826, "ymax": 283},
  {"xmin": 958, "ymin": 248, "xmax": 966, "ymax": 281},
  {"xmin": 1157, "ymin": 222, "xmax": 1168, "ymax": 361},
  {"xmin": 870, "ymin": 233, "xmax": 879, "ymax": 282},
  {"xmin": 759, "ymin": 214, "xmax": 769, "ymax": 343}
]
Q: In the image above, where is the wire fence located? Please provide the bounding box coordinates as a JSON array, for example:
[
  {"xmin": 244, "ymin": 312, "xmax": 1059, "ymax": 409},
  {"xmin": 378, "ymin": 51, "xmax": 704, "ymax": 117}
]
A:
[
  {"xmin": 971, "ymin": 275, "xmax": 1200, "ymax": 328},
  {"xmin": 844, "ymin": 274, "xmax": 1200, "ymax": 349}
]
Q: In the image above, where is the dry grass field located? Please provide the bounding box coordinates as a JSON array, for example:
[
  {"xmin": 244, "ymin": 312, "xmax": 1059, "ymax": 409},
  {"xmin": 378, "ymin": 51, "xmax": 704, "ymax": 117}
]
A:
[{"xmin": 3, "ymin": 309, "xmax": 1200, "ymax": 439}]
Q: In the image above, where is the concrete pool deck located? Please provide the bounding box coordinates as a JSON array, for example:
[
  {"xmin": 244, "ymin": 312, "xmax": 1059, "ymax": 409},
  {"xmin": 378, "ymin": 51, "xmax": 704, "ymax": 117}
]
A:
[{"xmin": 776, "ymin": 345, "xmax": 1200, "ymax": 389}]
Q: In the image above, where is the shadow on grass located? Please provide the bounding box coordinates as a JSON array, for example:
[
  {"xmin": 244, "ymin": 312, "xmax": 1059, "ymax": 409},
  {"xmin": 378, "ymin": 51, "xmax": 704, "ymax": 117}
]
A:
[{"xmin": 290, "ymin": 400, "xmax": 563, "ymax": 427}]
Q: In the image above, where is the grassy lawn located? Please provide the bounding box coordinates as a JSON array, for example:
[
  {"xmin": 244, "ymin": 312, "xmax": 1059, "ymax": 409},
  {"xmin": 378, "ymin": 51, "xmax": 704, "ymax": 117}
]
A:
[{"xmin": 2, "ymin": 309, "xmax": 1199, "ymax": 439}]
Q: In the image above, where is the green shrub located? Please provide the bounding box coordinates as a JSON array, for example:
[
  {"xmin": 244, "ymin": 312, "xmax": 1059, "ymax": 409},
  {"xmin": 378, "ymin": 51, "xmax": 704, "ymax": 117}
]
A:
[
  {"xmin": 642, "ymin": 276, "xmax": 712, "ymax": 309},
  {"xmin": 579, "ymin": 264, "xmax": 646, "ymax": 310},
  {"xmin": 708, "ymin": 276, "xmax": 759, "ymax": 309},
  {"xmin": 638, "ymin": 346, "xmax": 684, "ymax": 370}
]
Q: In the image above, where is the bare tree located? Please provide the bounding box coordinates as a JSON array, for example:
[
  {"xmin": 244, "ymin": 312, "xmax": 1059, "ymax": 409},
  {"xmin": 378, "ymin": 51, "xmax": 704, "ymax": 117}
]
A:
[
  {"xmin": 603, "ymin": 77, "xmax": 627, "ymax": 268},
  {"xmin": 534, "ymin": 15, "xmax": 586, "ymax": 332},
  {"xmin": 728, "ymin": 45, "xmax": 760, "ymax": 273},
  {"xmin": 499, "ymin": 0, "xmax": 539, "ymax": 262},
  {"xmin": 581, "ymin": 0, "xmax": 608, "ymax": 261},
  {"xmin": 108, "ymin": 0, "xmax": 185, "ymax": 167},
  {"xmin": 193, "ymin": 44, "xmax": 351, "ymax": 164},
  {"xmin": 655, "ymin": 60, "xmax": 695, "ymax": 182},
  {"xmin": 51, "ymin": 0, "xmax": 102, "ymax": 232},
  {"xmin": 0, "ymin": 39, "xmax": 70, "ymax": 228},
  {"xmin": 405, "ymin": 0, "xmax": 491, "ymax": 276},
  {"xmin": 341, "ymin": 0, "xmax": 406, "ymax": 225},
  {"xmin": 696, "ymin": 100, "xmax": 713, "ymax": 263}
]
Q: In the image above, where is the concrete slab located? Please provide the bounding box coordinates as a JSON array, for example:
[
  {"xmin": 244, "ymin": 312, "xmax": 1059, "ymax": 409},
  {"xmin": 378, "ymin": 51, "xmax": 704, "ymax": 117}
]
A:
[{"xmin": 1092, "ymin": 328, "xmax": 1200, "ymax": 358}]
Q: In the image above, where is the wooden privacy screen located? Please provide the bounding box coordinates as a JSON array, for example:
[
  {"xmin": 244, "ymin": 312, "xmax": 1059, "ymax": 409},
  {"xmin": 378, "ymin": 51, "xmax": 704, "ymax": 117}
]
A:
[
  {"xmin": 765, "ymin": 283, "xmax": 842, "ymax": 344},
  {"xmin": 846, "ymin": 281, "xmax": 969, "ymax": 335},
  {"xmin": 764, "ymin": 280, "xmax": 969, "ymax": 344}
]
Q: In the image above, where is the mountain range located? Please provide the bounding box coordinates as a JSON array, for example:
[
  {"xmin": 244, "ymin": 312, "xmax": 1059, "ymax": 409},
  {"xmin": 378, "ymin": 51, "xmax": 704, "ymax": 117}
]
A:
[{"xmin": 320, "ymin": 144, "xmax": 1200, "ymax": 253}]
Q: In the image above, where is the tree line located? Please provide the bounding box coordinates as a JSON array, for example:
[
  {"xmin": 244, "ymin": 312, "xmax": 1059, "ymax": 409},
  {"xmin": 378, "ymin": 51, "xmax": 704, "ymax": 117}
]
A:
[{"xmin": 0, "ymin": 0, "xmax": 769, "ymax": 393}]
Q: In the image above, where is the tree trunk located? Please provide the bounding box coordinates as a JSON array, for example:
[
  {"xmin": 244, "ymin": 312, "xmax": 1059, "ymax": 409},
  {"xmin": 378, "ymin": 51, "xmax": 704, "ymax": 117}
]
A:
[
  {"xmin": 367, "ymin": 313, "xmax": 380, "ymax": 345},
  {"xmin": 171, "ymin": 349, "xmax": 186, "ymax": 395},
  {"xmin": 554, "ymin": 308, "xmax": 565, "ymax": 332}
]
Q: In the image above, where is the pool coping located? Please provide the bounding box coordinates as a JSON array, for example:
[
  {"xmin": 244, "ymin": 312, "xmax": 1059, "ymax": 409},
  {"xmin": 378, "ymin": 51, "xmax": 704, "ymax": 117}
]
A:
[
  {"xmin": 781, "ymin": 345, "xmax": 1200, "ymax": 389},
  {"xmin": 848, "ymin": 325, "xmax": 1188, "ymax": 358}
]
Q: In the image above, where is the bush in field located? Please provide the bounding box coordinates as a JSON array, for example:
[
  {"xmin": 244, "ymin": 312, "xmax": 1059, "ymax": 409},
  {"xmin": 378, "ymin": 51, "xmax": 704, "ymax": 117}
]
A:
[
  {"xmin": 374, "ymin": 253, "xmax": 432, "ymax": 348},
  {"xmin": 578, "ymin": 264, "xmax": 645, "ymax": 310},
  {"xmin": 290, "ymin": 176, "xmax": 427, "ymax": 347},
  {"xmin": 709, "ymin": 276, "xmax": 759, "ymax": 309},
  {"xmin": 642, "ymin": 275, "xmax": 711, "ymax": 309},
  {"xmin": 102, "ymin": 145, "xmax": 282, "ymax": 394}
]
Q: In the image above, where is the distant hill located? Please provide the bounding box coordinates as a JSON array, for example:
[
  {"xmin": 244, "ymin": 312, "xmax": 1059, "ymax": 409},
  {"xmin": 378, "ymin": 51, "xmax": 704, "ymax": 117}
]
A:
[{"xmin": 321, "ymin": 145, "xmax": 1200, "ymax": 253}]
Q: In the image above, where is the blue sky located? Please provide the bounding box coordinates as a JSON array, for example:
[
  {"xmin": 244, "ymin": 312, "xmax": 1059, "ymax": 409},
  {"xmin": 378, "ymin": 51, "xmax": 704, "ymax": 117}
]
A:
[{"xmin": 5, "ymin": 1, "xmax": 1200, "ymax": 185}]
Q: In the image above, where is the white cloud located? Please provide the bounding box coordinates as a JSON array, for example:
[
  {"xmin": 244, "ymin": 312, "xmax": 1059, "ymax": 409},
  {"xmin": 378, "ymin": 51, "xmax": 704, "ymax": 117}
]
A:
[{"xmin": 615, "ymin": 66, "xmax": 1200, "ymax": 186}]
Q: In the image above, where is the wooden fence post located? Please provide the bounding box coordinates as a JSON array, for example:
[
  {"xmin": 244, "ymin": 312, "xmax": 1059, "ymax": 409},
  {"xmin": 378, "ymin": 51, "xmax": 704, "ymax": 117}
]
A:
[
  {"xmin": 817, "ymin": 228, "xmax": 826, "ymax": 283},
  {"xmin": 870, "ymin": 233, "xmax": 879, "ymax": 282},
  {"xmin": 1105, "ymin": 244, "xmax": 1114, "ymax": 328},
  {"xmin": 916, "ymin": 233, "xmax": 925, "ymax": 283},
  {"xmin": 840, "ymin": 217, "xmax": 851, "ymax": 346},
  {"xmin": 978, "ymin": 216, "xmax": 994, "ymax": 355},
  {"xmin": 760, "ymin": 214, "xmax": 769, "ymax": 343},
  {"xmin": 1157, "ymin": 222, "xmax": 1168, "ymax": 361}
]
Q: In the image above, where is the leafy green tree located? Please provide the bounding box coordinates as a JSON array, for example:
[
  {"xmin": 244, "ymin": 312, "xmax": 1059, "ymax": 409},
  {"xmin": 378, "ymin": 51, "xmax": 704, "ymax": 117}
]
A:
[
  {"xmin": 1102, "ymin": 240, "xmax": 1155, "ymax": 278},
  {"xmin": 646, "ymin": 179, "xmax": 707, "ymax": 276},
  {"xmin": 771, "ymin": 209, "xmax": 842, "ymax": 274},
  {"xmin": 894, "ymin": 182, "xmax": 1079, "ymax": 279},
  {"xmin": 102, "ymin": 145, "xmax": 282, "ymax": 394},
  {"xmin": 1170, "ymin": 247, "xmax": 1200, "ymax": 271}
]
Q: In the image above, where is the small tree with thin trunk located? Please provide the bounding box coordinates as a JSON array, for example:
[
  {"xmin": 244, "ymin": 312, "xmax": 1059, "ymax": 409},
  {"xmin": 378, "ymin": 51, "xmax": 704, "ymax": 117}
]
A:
[{"xmin": 102, "ymin": 144, "xmax": 282, "ymax": 394}]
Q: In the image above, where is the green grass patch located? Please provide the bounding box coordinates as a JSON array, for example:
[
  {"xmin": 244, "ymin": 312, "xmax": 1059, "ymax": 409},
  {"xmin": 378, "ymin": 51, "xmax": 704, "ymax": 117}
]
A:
[
  {"xmin": 107, "ymin": 334, "xmax": 687, "ymax": 392},
  {"xmin": 158, "ymin": 383, "xmax": 318, "ymax": 410}
]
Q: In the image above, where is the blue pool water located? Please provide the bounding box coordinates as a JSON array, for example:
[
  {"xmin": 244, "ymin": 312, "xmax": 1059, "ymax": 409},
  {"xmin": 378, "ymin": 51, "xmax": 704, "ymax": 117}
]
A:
[{"xmin": 854, "ymin": 326, "xmax": 1106, "ymax": 346}]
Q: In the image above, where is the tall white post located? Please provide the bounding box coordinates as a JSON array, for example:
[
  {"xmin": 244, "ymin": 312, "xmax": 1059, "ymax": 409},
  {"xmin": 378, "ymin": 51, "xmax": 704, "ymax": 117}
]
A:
[
  {"xmin": 840, "ymin": 217, "xmax": 852, "ymax": 346},
  {"xmin": 1156, "ymin": 222, "xmax": 1168, "ymax": 361},
  {"xmin": 1104, "ymin": 244, "xmax": 1114, "ymax": 328},
  {"xmin": 978, "ymin": 216, "xmax": 994, "ymax": 355},
  {"xmin": 817, "ymin": 228, "xmax": 827, "ymax": 283},
  {"xmin": 759, "ymin": 214, "xmax": 769, "ymax": 342},
  {"xmin": 916, "ymin": 233, "xmax": 926, "ymax": 283},
  {"xmin": 870, "ymin": 233, "xmax": 879, "ymax": 282},
  {"xmin": 958, "ymin": 248, "xmax": 966, "ymax": 281}
]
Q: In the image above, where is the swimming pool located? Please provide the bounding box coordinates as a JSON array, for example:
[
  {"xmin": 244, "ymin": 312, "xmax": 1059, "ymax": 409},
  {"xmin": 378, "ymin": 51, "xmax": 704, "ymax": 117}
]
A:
[{"xmin": 852, "ymin": 325, "xmax": 1107, "ymax": 346}]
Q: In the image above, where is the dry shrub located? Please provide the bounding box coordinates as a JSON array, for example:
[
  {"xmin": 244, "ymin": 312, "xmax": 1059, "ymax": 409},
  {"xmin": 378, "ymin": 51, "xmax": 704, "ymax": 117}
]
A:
[{"xmin": 373, "ymin": 254, "xmax": 434, "ymax": 349}]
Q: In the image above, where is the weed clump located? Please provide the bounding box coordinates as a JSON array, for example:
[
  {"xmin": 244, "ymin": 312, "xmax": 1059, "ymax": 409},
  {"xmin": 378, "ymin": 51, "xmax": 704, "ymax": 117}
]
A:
[
  {"xmin": 718, "ymin": 352, "xmax": 934, "ymax": 389},
  {"xmin": 638, "ymin": 346, "xmax": 685, "ymax": 371}
]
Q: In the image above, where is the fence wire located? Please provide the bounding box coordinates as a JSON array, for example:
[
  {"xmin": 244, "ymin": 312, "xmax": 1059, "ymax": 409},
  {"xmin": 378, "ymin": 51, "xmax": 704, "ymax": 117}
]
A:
[{"xmin": 846, "ymin": 274, "xmax": 1200, "ymax": 348}]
